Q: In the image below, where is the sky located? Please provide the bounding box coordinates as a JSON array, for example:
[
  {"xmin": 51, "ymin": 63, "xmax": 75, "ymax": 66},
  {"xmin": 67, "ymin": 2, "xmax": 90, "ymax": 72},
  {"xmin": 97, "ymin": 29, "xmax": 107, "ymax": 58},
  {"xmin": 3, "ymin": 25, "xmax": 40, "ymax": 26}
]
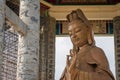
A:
[{"xmin": 55, "ymin": 36, "xmax": 115, "ymax": 80}]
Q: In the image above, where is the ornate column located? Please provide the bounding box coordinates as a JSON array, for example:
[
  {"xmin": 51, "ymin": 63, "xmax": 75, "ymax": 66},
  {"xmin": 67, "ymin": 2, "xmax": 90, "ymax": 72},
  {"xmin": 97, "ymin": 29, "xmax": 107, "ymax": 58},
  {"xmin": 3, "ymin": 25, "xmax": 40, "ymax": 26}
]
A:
[
  {"xmin": 113, "ymin": 16, "xmax": 120, "ymax": 80},
  {"xmin": 17, "ymin": 0, "xmax": 40, "ymax": 80},
  {"xmin": 0, "ymin": 0, "xmax": 5, "ymax": 80},
  {"xmin": 40, "ymin": 16, "xmax": 56, "ymax": 80}
]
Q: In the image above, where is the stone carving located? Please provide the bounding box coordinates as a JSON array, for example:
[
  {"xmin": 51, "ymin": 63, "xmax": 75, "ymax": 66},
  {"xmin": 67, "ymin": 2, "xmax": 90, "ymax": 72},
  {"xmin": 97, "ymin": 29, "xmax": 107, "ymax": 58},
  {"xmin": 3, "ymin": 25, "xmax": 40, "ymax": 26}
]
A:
[
  {"xmin": 60, "ymin": 9, "xmax": 115, "ymax": 80},
  {"xmin": 113, "ymin": 16, "xmax": 120, "ymax": 79},
  {"xmin": 40, "ymin": 16, "xmax": 56, "ymax": 80}
]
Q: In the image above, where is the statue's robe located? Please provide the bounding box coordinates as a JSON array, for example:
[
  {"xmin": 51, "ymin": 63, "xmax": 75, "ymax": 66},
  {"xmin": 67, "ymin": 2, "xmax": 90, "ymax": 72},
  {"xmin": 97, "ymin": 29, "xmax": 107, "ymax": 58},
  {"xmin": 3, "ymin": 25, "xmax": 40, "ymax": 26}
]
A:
[{"xmin": 60, "ymin": 45, "xmax": 115, "ymax": 80}]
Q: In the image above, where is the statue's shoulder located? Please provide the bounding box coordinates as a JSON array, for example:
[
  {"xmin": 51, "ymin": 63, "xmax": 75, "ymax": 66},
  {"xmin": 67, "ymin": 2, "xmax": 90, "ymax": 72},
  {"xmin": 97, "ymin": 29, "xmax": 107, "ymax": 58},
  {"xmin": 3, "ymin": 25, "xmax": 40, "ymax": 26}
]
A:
[
  {"xmin": 89, "ymin": 46, "xmax": 109, "ymax": 66},
  {"xmin": 90, "ymin": 46, "xmax": 105, "ymax": 54},
  {"xmin": 89, "ymin": 46, "xmax": 115, "ymax": 80}
]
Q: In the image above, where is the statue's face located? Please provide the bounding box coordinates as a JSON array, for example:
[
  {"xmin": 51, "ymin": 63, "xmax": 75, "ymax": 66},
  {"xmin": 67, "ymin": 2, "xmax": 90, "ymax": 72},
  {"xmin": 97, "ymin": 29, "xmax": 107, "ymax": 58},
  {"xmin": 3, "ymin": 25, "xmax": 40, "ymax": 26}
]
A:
[{"xmin": 68, "ymin": 20, "xmax": 88, "ymax": 47}]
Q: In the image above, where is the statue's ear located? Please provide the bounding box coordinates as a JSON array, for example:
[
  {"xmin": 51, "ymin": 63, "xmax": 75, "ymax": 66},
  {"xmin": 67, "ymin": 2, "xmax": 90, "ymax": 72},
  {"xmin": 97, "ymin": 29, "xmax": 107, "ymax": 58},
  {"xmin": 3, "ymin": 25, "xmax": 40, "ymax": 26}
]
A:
[
  {"xmin": 88, "ymin": 34, "xmax": 92, "ymax": 45},
  {"xmin": 87, "ymin": 27, "xmax": 93, "ymax": 45}
]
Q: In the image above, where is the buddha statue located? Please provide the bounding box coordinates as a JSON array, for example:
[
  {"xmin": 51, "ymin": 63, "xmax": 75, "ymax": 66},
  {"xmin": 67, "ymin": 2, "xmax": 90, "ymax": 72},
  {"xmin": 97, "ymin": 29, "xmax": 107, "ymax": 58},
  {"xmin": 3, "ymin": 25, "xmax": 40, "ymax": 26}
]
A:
[{"xmin": 60, "ymin": 9, "xmax": 115, "ymax": 80}]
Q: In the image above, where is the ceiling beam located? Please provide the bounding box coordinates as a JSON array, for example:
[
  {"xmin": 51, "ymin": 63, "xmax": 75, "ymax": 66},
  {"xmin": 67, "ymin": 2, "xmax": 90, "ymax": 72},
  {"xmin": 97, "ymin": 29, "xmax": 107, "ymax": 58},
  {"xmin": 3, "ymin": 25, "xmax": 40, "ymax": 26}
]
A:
[
  {"xmin": 5, "ymin": 5, "xmax": 27, "ymax": 36},
  {"xmin": 49, "ymin": 3, "xmax": 120, "ymax": 20},
  {"xmin": 40, "ymin": 0, "xmax": 53, "ymax": 8}
]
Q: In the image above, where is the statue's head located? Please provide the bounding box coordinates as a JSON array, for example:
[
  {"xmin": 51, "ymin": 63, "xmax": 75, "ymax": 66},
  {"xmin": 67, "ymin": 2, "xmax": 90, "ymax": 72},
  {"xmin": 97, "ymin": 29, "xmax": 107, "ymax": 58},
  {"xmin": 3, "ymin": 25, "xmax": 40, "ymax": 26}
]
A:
[{"xmin": 67, "ymin": 9, "xmax": 95, "ymax": 50}]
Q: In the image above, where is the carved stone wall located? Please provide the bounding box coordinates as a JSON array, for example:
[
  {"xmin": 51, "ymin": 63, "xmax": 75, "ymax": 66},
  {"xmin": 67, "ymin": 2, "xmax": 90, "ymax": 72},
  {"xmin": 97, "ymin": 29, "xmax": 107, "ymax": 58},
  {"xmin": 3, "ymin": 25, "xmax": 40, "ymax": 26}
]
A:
[
  {"xmin": 2, "ymin": 30, "xmax": 18, "ymax": 80},
  {"xmin": 40, "ymin": 16, "xmax": 56, "ymax": 80}
]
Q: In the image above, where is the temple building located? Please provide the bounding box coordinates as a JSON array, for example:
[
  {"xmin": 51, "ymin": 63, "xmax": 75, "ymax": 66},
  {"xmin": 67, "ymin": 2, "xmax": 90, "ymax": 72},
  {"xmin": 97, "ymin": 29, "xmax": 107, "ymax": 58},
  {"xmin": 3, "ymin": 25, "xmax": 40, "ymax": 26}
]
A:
[{"xmin": 0, "ymin": 0, "xmax": 120, "ymax": 80}]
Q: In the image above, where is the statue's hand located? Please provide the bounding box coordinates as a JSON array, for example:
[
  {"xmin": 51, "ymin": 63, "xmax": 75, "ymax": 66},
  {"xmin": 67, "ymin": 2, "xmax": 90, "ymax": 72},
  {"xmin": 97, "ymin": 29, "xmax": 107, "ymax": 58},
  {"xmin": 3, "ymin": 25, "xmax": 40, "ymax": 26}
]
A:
[
  {"xmin": 66, "ymin": 55, "xmax": 70, "ymax": 66},
  {"xmin": 66, "ymin": 49, "xmax": 75, "ymax": 66},
  {"xmin": 68, "ymin": 50, "xmax": 77, "ymax": 73}
]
